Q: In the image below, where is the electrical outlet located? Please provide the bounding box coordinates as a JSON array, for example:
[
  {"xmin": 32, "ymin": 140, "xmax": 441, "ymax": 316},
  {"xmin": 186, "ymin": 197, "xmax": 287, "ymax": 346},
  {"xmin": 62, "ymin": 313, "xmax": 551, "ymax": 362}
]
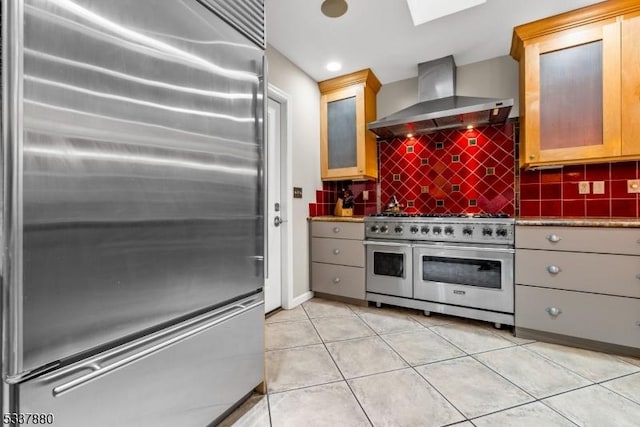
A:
[
  {"xmin": 628, "ymin": 179, "xmax": 640, "ymax": 194},
  {"xmin": 362, "ymin": 190, "xmax": 369, "ymax": 201},
  {"xmin": 578, "ymin": 181, "xmax": 590, "ymax": 194},
  {"xmin": 592, "ymin": 181, "xmax": 605, "ymax": 194}
]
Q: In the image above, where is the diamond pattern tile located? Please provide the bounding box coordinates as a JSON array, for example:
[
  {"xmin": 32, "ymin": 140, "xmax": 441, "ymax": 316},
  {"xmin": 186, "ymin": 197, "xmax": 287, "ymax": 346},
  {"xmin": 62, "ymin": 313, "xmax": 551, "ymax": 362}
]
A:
[{"xmin": 380, "ymin": 124, "xmax": 516, "ymax": 215}]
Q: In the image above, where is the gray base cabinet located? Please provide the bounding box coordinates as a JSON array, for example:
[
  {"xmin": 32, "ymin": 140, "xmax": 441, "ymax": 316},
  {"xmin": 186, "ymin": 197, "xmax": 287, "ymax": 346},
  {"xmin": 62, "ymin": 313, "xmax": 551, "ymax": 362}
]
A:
[
  {"xmin": 515, "ymin": 225, "xmax": 640, "ymax": 354},
  {"xmin": 310, "ymin": 221, "xmax": 365, "ymax": 300}
]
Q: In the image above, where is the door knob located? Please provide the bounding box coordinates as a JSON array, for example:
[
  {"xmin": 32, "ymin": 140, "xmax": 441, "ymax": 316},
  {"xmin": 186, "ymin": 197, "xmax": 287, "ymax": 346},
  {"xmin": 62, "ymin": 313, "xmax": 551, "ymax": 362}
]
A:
[
  {"xmin": 333, "ymin": 277, "xmax": 341, "ymax": 284},
  {"xmin": 333, "ymin": 249, "xmax": 340, "ymax": 255},
  {"xmin": 333, "ymin": 227, "xmax": 341, "ymax": 233},
  {"xmin": 547, "ymin": 234, "xmax": 561, "ymax": 243},
  {"xmin": 274, "ymin": 216, "xmax": 286, "ymax": 227}
]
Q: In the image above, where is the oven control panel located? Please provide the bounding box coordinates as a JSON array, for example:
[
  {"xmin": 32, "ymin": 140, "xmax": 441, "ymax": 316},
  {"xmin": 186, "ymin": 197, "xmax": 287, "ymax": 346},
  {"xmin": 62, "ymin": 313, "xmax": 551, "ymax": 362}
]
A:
[{"xmin": 365, "ymin": 218, "xmax": 514, "ymax": 245}]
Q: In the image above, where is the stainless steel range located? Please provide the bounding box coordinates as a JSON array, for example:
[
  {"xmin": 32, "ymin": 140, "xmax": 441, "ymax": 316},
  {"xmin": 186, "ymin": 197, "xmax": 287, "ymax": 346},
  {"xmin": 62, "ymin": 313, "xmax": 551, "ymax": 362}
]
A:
[{"xmin": 364, "ymin": 213, "xmax": 515, "ymax": 327}]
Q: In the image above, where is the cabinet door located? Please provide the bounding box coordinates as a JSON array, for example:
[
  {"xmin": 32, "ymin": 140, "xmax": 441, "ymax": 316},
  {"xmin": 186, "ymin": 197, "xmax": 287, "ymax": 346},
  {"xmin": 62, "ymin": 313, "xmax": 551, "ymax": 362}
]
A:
[
  {"xmin": 320, "ymin": 85, "xmax": 365, "ymax": 179},
  {"xmin": 622, "ymin": 13, "xmax": 640, "ymax": 156},
  {"xmin": 523, "ymin": 21, "xmax": 621, "ymax": 165}
]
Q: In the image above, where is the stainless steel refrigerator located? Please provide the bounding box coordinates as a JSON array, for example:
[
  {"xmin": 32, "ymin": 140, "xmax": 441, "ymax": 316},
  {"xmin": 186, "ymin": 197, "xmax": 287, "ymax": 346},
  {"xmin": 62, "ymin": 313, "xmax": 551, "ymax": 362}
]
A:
[{"xmin": 1, "ymin": 1, "xmax": 265, "ymax": 425}]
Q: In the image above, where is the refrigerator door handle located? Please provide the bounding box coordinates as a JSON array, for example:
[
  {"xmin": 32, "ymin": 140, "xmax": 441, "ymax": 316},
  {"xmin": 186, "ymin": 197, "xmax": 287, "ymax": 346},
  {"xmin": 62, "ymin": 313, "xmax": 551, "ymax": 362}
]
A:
[{"xmin": 51, "ymin": 298, "xmax": 263, "ymax": 397}]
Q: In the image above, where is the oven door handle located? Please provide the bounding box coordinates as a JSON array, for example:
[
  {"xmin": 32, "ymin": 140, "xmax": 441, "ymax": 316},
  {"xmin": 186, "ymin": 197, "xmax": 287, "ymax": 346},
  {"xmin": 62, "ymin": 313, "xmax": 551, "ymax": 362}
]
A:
[
  {"xmin": 413, "ymin": 244, "xmax": 514, "ymax": 254},
  {"xmin": 363, "ymin": 241, "xmax": 412, "ymax": 247}
]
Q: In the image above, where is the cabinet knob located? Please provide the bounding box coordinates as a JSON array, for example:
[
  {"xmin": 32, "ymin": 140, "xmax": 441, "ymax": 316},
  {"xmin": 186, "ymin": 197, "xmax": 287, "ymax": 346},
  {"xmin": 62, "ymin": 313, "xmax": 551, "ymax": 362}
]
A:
[
  {"xmin": 545, "ymin": 307, "xmax": 562, "ymax": 317},
  {"xmin": 333, "ymin": 227, "xmax": 340, "ymax": 233},
  {"xmin": 547, "ymin": 265, "xmax": 561, "ymax": 275},
  {"xmin": 333, "ymin": 277, "xmax": 341, "ymax": 284},
  {"xmin": 529, "ymin": 154, "xmax": 535, "ymax": 159},
  {"xmin": 358, "ymin": 169, "xmax": 363, "ymax": 173},
  {"xmin": 333, "ymin": 249, "xmax": 340, "ymax": 255},
  {"xmin": 547, "ymin": 234, "xmax": 561, "ymax": 243}
]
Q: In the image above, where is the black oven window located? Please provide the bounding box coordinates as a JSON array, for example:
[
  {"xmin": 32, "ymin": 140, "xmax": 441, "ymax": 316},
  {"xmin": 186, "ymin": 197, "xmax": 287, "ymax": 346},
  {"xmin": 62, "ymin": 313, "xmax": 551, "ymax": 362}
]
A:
[
  {"xmin": 422, "ymin": 256, "xmax": 501, "ymax": 289},
  {"xmin": 373, "ymin": 252, "xmax": 404, "ymax": 278}
]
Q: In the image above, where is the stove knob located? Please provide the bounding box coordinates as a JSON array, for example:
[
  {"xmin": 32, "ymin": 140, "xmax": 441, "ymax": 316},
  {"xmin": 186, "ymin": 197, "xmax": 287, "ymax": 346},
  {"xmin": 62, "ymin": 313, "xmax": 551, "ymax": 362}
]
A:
[
  {"xmin": 370, "ymin": 225, "xmax": 379, "ymax": 233},
  {"xmin": 482, "ymin": 227, "xmax": 493, "ymax": 236},
  {"xmin": 410, "ymin": 226, "xmax": 419, "ymax": 234},
  {"xmin": 463, "ymin": 227, "xmax": 473, "ymax": 236},
  {"xmin": 496, "ymin": 228, "xmax": 508, "ymax": 237},
  {"xmin": 444, "ymin": 226, "xmax": 454, "ymax": 236},
  {"xmin": 380, "ymin": 225, "xmax": 389, "ymax": 233},
  {"xmin": 395, "ymin": 226, "xmax": 404, "ymax": 234},
  {"xmin": 432, "ymin": 226, "xmax": 442, "ymax": 235},
  {"xmin": 421, "ymin": 226, "xmax": 430, "ymax": 234}
]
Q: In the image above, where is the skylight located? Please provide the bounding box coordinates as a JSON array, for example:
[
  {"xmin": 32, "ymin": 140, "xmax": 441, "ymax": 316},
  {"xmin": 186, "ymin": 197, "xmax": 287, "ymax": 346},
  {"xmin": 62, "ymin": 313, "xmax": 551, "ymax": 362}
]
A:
[{"xmin": 406, "ymin": 0, "xmax": 487, "ymax": 26}]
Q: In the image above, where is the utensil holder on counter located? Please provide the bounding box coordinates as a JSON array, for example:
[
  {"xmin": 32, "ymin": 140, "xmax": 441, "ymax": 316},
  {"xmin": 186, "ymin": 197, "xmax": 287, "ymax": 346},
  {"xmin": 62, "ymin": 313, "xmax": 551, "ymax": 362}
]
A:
[{"xmin": 334, "ymin": 198, "xmax": 353, "ymax": 217}]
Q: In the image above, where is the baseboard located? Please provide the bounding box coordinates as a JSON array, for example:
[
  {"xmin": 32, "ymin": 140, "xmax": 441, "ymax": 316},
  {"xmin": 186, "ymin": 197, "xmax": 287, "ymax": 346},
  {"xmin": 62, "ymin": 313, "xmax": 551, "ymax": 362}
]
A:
[
  {"xmin": 287, "ymin": 291, "xmax": 314, "ymax": 308},
  {"xmin": 516, "ymin": 327, "xmax": 640, "ymax": 358}
]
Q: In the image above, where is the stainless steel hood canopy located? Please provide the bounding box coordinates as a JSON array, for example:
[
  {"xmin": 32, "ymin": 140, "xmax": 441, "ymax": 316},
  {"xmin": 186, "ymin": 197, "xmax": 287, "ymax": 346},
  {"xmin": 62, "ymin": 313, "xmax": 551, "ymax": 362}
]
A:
[{"xmin": 368, "ymin": 56, "xmax": 513, "ymax": 140}]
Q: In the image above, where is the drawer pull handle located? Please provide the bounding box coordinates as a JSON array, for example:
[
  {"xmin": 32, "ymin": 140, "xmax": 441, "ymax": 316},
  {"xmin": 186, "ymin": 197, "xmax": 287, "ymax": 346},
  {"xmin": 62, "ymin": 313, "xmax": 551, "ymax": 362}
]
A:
[
  {"xmin": 333, "ymin": 249, "xmax": 340, "ymax": 255},
  {"xmin": 546, "ymin": 307, "xmax": 562, "ymax": 317},
  {"xmin": 333, "ymin": 277, "xmax": 341, "ymax": 284},
  {"xmin": 547, "ymin": 234, "xmax": 561, "ymax": 243},
  {"xmin": 333, "ymin": 227, "xmax": 341, "ymax": 233},
  {"xmin": 547, "ymin": 265, "xmax": 561, "ymax": 275}
]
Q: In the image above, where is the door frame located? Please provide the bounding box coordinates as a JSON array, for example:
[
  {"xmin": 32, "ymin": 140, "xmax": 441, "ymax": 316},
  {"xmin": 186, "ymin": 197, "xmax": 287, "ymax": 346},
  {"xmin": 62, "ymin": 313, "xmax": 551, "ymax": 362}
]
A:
[{"xmin": 267, "ymin": 84, "xmax": 295, "ymax": 309}]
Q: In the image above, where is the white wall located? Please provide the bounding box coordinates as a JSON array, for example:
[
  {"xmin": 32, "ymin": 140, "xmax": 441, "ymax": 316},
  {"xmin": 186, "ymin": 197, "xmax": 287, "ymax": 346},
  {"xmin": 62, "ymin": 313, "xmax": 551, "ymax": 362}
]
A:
[
  {"xmin": 266, "ymin": 45, "xmax": 321, "ymax": 299},
  {"xmin": 377, "ymin": 55, "xmax": 520, "ymax": 118}
]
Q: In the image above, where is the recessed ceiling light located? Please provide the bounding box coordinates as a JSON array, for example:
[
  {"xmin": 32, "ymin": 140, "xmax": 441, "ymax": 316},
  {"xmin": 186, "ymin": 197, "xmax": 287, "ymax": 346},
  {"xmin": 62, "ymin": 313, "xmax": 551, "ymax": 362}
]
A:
[
  {"xmin": 326, "ymin": 62, "xmax": 342, "ymax": 72},
  {"xmin": 406, "ymin": 0, "xmax": 486, "ymax": 26},
  {"xmin": 321, "ymin": 0, "xmax": 348, "ymax": 18}
]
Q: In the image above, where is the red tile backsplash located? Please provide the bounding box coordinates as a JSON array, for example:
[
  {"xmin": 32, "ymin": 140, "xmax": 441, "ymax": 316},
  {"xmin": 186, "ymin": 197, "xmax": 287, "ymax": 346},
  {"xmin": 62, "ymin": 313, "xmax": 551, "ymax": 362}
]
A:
[
  {"xmin": 308, "ymin": 180, "xmax": 377, "ymax": 217},
  {"xmin": 379, "ymin": 124, "xmax": 516, "ymax": 216},
  {"xmin": 307, "ymin": 117, "xmax": 638, "ymax": 220},
  {"xmin": 518, "ymin": 161, "xmax": 639, "ymax": 218}
]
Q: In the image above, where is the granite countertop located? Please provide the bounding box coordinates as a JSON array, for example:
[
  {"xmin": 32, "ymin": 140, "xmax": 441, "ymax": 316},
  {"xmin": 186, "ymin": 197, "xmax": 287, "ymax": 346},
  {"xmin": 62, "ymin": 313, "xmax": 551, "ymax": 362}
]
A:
[
  {"xmin": 308, "ymin": 216, "xmax": 365, "ymax": 223},
  {"xmin": 516, "ymin": 217, "xmax": 640, "ymax": 228}
]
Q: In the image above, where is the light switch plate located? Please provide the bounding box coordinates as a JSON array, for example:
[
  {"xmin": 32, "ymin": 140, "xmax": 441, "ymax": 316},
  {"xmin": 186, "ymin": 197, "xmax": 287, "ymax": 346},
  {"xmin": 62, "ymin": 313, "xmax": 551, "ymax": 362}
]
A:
[
  {"xmin": 293, "ymin": 187, "xmax": 303, "ymax": 198},
  {"xmin": 592, "ymin": 181, "xmax": 605, "ymax": 194},
  {"xmin": 578, "ymin": 181, "xmax": 590, "ymax": 194},
  {"xmin": 628, "ymin": 179, "xmax": 640, "ymax": 193}
]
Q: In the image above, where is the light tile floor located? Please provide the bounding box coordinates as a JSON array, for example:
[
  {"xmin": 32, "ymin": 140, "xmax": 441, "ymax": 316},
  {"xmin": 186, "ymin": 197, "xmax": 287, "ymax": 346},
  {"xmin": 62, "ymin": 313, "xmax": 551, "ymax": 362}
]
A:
[{"xmin": 222, "ymin": 297, "xmax": 640, "ymax": 427}]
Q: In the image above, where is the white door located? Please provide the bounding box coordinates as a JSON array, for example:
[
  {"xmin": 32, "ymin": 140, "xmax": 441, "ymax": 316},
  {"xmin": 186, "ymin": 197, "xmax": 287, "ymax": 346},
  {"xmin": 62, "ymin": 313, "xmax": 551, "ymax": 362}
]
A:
[{"xmin": 265, "ymin": 97, "xmax": 283, "ymax": 313}]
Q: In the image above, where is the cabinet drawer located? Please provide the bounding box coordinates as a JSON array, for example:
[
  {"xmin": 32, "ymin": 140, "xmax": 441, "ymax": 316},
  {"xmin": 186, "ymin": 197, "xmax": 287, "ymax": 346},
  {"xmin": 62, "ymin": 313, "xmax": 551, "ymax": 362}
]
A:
[
  {"xmin": 516, "ymin": 249, "xmax": 640, "ymax": 298},
  {"xmin": 311, "ymin": 237, "xmax": 364, "ymax": 267},
  {"xmin": 516, "ymin": 226, "xmax": 640, "ymax": 255},
  {"xmin": 311, "ymin": 221, "xmax": 364, "ymax": 240},
  {"xmin": 516, "ymin": 285, "xmax": 640, "ymax": 349},
  {"xmin": 311, "ymin": 262, "xmax": 365, "ymax": 300}
]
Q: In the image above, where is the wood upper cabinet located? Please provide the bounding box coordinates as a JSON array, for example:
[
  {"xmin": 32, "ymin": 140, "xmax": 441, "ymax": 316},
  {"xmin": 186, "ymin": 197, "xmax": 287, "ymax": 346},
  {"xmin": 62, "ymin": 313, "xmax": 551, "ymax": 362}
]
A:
[
  {"xmin": 511, "ymin": 0, "xmax": 640, "ymax": 168},
  {"xmin": 622, "ymin": 12, "xmax": 640, "ymax": 156},
  {"xmin": 319, "ymin": 69, "xmax": 381, "ymax": 181}
]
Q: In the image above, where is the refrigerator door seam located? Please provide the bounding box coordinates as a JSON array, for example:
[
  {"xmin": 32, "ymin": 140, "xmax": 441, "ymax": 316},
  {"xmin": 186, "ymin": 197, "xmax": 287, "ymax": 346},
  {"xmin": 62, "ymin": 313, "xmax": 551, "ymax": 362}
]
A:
[{"xmin": 2, "ymin": 0, "xmax": 25, "ymax": 380}]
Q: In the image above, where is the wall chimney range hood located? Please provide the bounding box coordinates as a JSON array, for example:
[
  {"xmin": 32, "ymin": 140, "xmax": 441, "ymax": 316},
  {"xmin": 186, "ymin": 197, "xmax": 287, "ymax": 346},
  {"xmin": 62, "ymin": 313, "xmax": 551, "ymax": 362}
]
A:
[{"xmin": 367, "ymin": 56, "xmax": 513, "ymax": 140}]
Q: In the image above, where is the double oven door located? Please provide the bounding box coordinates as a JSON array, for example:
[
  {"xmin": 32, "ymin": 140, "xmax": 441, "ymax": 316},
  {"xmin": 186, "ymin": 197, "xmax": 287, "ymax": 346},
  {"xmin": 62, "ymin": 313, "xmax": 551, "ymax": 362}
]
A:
[
  {"xmin": 413, "ymin": 243, "xmax": 515, "ymax": 313},
  {"xmin": 364, "ymin": 241, "xmax": 413, "ymax": 298}
]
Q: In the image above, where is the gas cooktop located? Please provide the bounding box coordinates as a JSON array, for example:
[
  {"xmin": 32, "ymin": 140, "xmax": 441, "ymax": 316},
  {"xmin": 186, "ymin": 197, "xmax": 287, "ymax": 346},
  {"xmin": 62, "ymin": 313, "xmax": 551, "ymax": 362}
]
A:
[
  {"xmin": 364, "ymin": 212, "xmax": 515, "ymax": 245},
  {"xmin": 368, "ymin": 212, "xmax": 510, "ymax": 219}
]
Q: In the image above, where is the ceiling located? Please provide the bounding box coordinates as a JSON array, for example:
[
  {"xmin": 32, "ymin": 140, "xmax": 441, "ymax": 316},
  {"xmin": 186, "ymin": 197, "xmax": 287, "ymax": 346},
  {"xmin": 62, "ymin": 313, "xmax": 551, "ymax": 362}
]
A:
[{"xmin": 265, "ymin": 0, "xmax": 603, "ymax": 84}]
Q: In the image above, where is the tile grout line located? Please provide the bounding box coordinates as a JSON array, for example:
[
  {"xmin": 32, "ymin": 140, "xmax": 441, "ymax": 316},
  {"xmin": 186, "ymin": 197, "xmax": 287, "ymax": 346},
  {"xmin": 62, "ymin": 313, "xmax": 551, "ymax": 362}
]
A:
[
  {"xmin": 519, "ymin": 343, "xmax": 640, "ymax": 385},
  {"xmin": 300, "ymin": 301, "xmax": 375, "ymax": 427},
  {"xmin": 280, "ymin": 299, "xmax": 638, "ymax": 426},
  {"xmin": 355, "ymin": 305, "xmax": 472, "ymax": 424}
]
